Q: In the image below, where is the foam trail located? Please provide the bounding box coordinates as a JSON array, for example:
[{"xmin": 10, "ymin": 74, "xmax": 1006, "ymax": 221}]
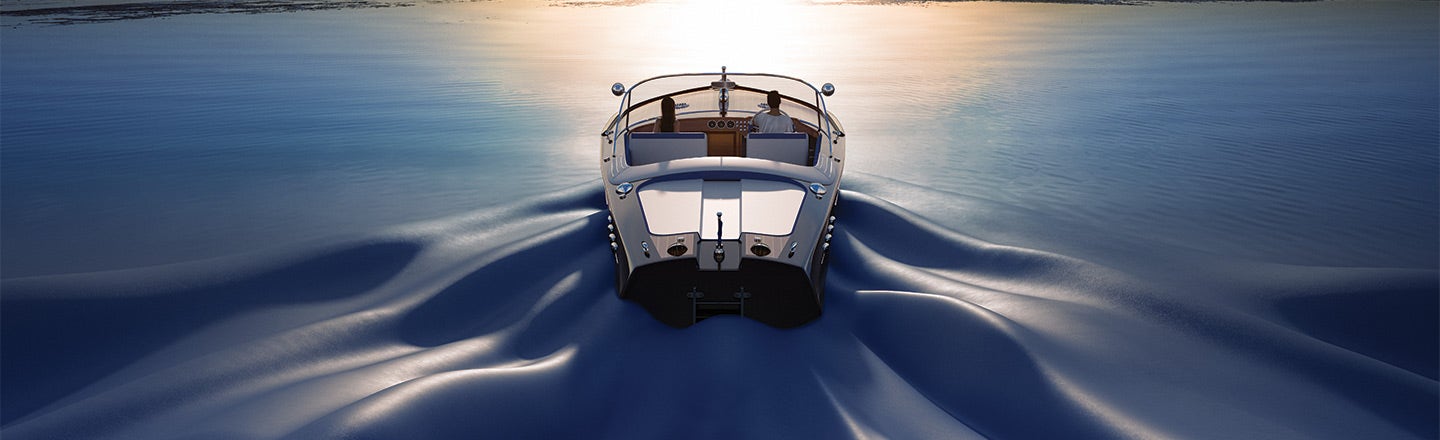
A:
[{"xmin": 2, "ymin": 187, "xmax": 1435, "ymax": 439}]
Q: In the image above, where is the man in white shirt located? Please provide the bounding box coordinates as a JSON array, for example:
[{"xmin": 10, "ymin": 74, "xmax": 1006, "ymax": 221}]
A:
[{"xmin": 751, "ymin": 90, "xmax": 795, "ymax": 133}]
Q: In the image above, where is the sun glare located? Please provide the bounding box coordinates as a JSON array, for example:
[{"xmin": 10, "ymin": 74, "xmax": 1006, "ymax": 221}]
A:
[{"xmin": 641, "ymin": 0, "xmax": 811, "ymax": 72}]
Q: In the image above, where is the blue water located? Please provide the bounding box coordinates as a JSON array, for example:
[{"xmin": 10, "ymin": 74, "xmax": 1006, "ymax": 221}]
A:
[
  {"xmin": 3, "ymin": 2, "xmax": 1435, "ymax": 276},
  {"xmin": 1, "ymin": 2, "xmax": 1437, "ymax": 438},
  {"xmin": 1, "ymin": 10, "xmax": 587, "ymax": 275}
]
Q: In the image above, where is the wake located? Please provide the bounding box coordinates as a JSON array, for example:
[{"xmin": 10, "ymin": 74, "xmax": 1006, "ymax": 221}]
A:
[{"xmin": 2, "ymin": 183, "xmax": 1435, "ymax": 439}]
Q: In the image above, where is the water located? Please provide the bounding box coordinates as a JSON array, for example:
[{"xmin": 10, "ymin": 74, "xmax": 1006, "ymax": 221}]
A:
[
  {"xmin": 2, "ymin": 9, "xmax": 595, "ymax": 275},
  {"xmin": 1, "ymin": 2, "xmax": 1436, "ymax": 438},
  {"xmin": 3, "ymin": 1, "xmax": 1435, "ymax": 276}
]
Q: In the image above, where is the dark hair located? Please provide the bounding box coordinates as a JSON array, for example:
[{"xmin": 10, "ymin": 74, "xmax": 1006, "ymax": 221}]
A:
[
  {"xmin": 659, "ymin": 96, "xmax": 676, "ymax": 132},
  {"xmin": 767, "ymin": 90, "xmax": 782, "ymax": 109}
]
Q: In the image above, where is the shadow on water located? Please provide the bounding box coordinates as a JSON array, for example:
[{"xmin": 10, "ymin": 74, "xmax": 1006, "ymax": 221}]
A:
[
  {"xmin": 847, "ymin": 287, "xmax": 1122, "ymax": 439},
  {"xmin": 397, "ymin": 212, "xmax": 613, "ymax": 348},
  {"xmin": 832, "ymin": 191, "xmax": 1073, "ymax": 277},
  {"xmin": 0, "ymin": 241, "xmax": 421, "ymax": 424},
  {"xmin": 1, "ymin": 186, "xmax": 1436, "ymax": 439},
  {"xmin": 830, "ymin": 190, "xmax": 1440, "ymax": 439},
  {"xmin": 1273, "ymin": 281, "xmax": 1440, "ymax": 439},
  {"xmin": 1278, "ymin": 286, "xmax": 1439, "ymax": 381},
  {"xmin": 824, "ymin": 196, "xmax": 1122, "ymax": 438}
]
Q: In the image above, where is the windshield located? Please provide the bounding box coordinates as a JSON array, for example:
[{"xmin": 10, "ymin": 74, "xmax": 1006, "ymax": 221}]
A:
[{"xmin": 612, "ymin": 72, "xmax": 831, "ymax": 136}]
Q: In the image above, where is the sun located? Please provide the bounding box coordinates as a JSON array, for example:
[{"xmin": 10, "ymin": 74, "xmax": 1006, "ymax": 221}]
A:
[{"xmin": 638, "ymin": 0, "xmax": 812, "ymax": 72}]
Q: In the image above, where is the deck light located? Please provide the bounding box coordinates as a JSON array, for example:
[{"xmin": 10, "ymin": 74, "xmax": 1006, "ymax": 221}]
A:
[
  {"xmin": 808, "ymin": 183, "xmax": 827, "ymax": 199},
  {"xmin": 616, "ymin": 182, "xmax": 634, "ymax": 198}
]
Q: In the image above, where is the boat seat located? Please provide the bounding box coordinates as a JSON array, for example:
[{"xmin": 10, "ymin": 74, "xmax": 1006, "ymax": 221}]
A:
[
  {"xmin": 627, "ymin": 132, "xmax": 708, "ymax": 166},
  {"xmin": 745, "ymin": 132, "xmax": 811, "ymax": 166}
]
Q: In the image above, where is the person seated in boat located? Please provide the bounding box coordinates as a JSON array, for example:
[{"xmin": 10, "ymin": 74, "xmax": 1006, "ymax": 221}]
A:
[
  {"xmin": 654, "ymin": 96, "xmax": 677, "ymax": 132},
  {"xmin": 750, "ymin": 90, "xmax": 795, "ymax": 133}
]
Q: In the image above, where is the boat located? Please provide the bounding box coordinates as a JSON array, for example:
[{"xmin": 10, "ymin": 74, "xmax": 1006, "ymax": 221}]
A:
[{"xmin": 600, "ymin": 67, "xmax": 845, "ymax": 328}]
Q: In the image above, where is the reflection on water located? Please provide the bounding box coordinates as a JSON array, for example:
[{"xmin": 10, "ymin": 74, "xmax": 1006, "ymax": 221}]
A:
[{"xmin": 1, "ymin": 1, "xmax": 1436, "ymax": 275}]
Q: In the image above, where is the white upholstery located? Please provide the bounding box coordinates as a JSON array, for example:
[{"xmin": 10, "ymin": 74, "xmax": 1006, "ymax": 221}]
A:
[
  {"xmin": 637, "ymin": 179, "xmax": 804, "ymax": 237},
  {"xmin": 637, "ymin": 180, "xmax": 702, "ymax": 235},
  {"xmin": 746, "ymin": 133, "xmax": 810, "ymax": 166},
  {"xmin": 626, "ymin": 132, "xmax": 708, "ymax": 166}
]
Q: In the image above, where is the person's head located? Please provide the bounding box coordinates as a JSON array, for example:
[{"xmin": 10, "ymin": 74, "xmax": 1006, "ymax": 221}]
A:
[
  {"xmin": 766, "ymin": 90, "xmax": 782, "ymax": 110},
  {"xmin": 659, "ymin": 96, "xmax": 676, "ymax": 132}
]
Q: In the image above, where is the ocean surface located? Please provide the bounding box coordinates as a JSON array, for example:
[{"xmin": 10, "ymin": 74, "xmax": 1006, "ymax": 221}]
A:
[{"xmin": 2, "ymin": 1, "xmax": 1437, "ymax": 438}]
